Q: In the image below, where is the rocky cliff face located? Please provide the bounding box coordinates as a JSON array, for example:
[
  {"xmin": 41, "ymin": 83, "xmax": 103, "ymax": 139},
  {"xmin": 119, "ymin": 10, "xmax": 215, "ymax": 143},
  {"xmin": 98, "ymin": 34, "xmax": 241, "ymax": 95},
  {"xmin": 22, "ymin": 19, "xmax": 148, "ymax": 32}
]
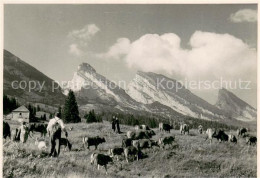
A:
[
  {"xmin": 126, "ymin": 71, "xmax": 226, "ymax": 120},
  {"xmin": 215, "ymin": 88, "xmax": 257, "ymax": 122}
]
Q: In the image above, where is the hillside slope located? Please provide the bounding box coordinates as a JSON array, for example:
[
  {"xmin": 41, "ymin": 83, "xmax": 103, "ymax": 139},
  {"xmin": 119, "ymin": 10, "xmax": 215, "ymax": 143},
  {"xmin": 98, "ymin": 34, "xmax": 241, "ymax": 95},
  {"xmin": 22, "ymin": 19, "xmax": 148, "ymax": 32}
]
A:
[{"xmin": 4, "ymin": 50, "xmax": 65, "ymax": 106}]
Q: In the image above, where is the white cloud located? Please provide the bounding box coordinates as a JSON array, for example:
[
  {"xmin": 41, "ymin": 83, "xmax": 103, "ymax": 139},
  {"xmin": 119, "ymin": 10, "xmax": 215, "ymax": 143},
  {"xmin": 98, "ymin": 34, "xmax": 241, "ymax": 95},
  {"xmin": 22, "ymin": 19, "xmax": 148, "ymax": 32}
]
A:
[
  {"xmin": 97, "ymin": 38, "xmax": 130, "ymax": 59},
  {"xmin": 68, "ymin": 24, "xmax": 100, "ymax": 56},
  {"xmin": 99, "ymin": 31, "xmax": 256, "ymax": 83},
  {"xmin": 230, "ymin": 9, "xmax": 257, "ymax": 23},
  {"xmin": 69, "ymin": 44, "xmax": 82, "ymax": 57},
  {"xmin": 68, "ymin": 24, "xmax": 100, "ymax": 44}
]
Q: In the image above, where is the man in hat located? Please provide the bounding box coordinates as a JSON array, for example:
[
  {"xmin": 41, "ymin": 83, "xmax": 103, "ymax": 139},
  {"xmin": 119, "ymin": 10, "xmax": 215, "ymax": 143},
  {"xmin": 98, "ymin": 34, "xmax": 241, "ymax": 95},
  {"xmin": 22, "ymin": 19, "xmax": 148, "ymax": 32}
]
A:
[{"xmin": 47, "ymin": 112, "xmax": 68, "ymax": 157}]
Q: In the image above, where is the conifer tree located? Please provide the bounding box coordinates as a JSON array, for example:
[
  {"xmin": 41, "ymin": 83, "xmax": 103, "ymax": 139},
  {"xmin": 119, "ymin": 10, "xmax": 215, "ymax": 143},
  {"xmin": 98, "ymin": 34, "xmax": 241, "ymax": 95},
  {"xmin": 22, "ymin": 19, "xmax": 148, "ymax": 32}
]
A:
[{"xmin": 62, "ymin": 90, "xmax": 81, "ymax": 123}]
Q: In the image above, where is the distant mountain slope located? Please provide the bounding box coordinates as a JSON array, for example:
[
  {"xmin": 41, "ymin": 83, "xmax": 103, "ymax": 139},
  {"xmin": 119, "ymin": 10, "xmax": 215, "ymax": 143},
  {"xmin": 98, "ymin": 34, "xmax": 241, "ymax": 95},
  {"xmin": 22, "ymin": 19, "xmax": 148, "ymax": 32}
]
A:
[
  {"xmin": 126, "ymin": 71, "xmax": 227, "ymax": 120},
  {"xmin": 4, "ymin": 50, "xmax": 65, "ymax": 106},
  {"xmin": 63, "ymin": 63, "xmax": 191, "ymax": 120},
  {"xmin": 63, "ymin": 63, "xmax": 147, "ymax": 112},
  {"xmin": 215, "ymin": 88, "xmax": 257, "ymax": 122},
  {"xmin": 6, "ymin": 49, "xmax": 255, "ymax": 123}
]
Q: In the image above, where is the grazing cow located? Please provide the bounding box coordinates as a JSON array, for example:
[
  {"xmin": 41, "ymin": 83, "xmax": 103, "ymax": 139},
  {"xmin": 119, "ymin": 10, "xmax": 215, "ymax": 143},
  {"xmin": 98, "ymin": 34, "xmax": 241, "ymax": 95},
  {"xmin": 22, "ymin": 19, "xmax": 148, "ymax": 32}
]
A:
[
  {"xmin": 237, "ymin": 128, "xmax": 248, "ymax": 137},
  {"xmin": 205, "ymin": 128, "xmax": 214, "ymax": 144},
  {"xmin": 158, "ymin": 136, "xmax": 175, "ymax": 149},
  {"xmin": 83, "ymin": 136, "xmax": 106, "ymax": 150},
  {"xmin": 139, "ymin": 139, "xmax": 158, "ymax": 149},
  {"xmin": 135, "ymin": 125, "xmax": 150, "ymax": 130},
  {"xmin": 3, "ymin": 121, "xmax": 11, "ymax": 140},
  {"xmin": 180, "ymin": 124, "xmax": 189, "ymax": 135},
  {"xmin": 60, "ymin": 138, "xmax": 72, "ymax": 151},
  {"xmin": 108, "ymin": 147, "xmax": 124, "ymax": 160},
  {"xmin": 228, "ymin": 135, "xmax": 237, "ymax": 143},
  {"xmin": 28, "ymin": 123, "xmax": 48, "ymax": 137},
  {"xmin": 246, "ymin": 136, "xmax": 257, "ymax": 145},
  {"xmin": 213, "ymin": 130, "xmax": 228, "ymax": 142},
  {"xmin": 124, "ymin": 146, "xmax": 140, "ymax": 163},
  {"xmin": 126, "ymin": 130, "xmax": 155, "ymax": 140},
  {"xmin": 159, "ymin": 123, "xmax": 172, "ymax": 133},
  {"xmin": 198, "ymin": 125, "xmax": 203, "ymax": 134},
  {"xmin": 132, "ymin": 139, "xmax": 158, "ymax": 150},
  {"xmin": 90, "ymin": 153, "xmax": 113, "ymax": 174},
  {"xmin": 122, "ymin": 138, "xmax": 132, "ymax": 148},
  {"xmin": 134, "ymin": 131, "xmax": 149, "ymax": 140}
]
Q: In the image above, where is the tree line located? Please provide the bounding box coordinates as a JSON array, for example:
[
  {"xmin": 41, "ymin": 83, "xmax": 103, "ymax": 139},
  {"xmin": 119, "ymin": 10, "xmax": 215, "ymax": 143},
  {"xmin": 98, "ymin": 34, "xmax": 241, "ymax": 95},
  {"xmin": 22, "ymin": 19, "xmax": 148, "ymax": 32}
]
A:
[
  {"xmin": 3, "ymin": 94, "xmax": 20, "ymax": 115},
  {"xmin": 99, "ymin": 111, "xmax": 238, "ymax": 131},
  {"xmin": 4, "ymin": 90, "xmax": 239, "ymax": 131},
  {"xmin": 59, "ymin": 90, "xmax": 238, "ymax": 131}
]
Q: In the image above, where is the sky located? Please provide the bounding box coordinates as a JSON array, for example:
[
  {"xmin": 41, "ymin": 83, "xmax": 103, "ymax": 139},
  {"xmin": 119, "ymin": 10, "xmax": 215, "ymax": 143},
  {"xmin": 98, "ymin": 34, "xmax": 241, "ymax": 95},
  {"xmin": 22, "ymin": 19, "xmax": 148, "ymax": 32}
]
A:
[{"xmin": 4, "ymin": 4, "xmax": 257, "ymax": 108}]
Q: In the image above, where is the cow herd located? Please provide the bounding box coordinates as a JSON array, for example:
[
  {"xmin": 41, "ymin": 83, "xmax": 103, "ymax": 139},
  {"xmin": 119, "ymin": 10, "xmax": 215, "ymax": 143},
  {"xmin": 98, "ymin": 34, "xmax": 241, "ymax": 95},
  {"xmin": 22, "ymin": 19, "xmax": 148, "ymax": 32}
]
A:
[
  {"xmin": 88, "ymin": 123, "xmax": 178, "ymax": 174},
  {"xmin": 87, "ymin": 123, "xmax": 256, "ymax": 174},
  {"xmin": 3, "ymin": 121, "xmax": 257, "ymax": 175},
  {"xmin": 205, "ymin": 127, "xmax": 257, "ymax": 145}
]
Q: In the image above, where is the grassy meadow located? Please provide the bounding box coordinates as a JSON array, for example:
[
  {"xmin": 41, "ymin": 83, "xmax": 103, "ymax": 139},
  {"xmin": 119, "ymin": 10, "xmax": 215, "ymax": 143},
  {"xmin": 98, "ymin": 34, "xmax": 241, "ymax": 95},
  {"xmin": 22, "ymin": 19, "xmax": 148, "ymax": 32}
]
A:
[{"xmin": 3, "ymin": 120, "xmax": 256, "ymax": 178}]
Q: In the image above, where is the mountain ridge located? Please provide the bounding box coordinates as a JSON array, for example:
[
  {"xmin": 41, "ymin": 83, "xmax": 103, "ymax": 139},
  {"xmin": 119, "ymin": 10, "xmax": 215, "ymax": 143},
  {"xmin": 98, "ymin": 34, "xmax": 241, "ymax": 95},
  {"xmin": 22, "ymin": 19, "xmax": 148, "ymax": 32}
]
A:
[
  {"xmin": 4, "ymin": 50, "xmax": 256, "ymax": 123},
  {"xmin": 127, "ymin": 71, "xmax": 229, "ymax": 120}
]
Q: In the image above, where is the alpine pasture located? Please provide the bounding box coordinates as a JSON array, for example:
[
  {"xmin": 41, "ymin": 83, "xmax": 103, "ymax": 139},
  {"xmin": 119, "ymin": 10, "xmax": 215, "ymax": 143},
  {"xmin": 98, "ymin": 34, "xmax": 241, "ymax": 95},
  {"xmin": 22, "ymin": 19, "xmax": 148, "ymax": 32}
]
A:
[{"xmin": 3, "ymin": 121, "xmax": 256, "ymax": 178}]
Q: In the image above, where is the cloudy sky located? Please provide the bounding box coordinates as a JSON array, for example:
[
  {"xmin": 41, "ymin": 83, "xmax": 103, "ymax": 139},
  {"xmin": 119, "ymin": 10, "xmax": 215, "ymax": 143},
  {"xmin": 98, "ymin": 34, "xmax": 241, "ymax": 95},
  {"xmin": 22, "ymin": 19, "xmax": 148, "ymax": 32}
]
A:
[{"xmin": 4, "ymin": 4, "xmax": 257, "ymax": 107}]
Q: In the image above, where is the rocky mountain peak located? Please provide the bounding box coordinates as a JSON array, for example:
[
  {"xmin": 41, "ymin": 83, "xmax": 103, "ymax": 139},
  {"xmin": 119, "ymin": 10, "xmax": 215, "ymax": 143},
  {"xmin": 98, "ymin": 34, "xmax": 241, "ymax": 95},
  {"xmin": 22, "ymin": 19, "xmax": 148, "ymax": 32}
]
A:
[
  {"xmin": 78, "ymin": 63, "xmax": 96, "ymax": 74},
  {"xmin": 215, "ymin": 88, "xmax": 256, "ymax": 121},
  {"xmin": 216, "ymin": 88, "xmax": 253, "ymax": 109}
]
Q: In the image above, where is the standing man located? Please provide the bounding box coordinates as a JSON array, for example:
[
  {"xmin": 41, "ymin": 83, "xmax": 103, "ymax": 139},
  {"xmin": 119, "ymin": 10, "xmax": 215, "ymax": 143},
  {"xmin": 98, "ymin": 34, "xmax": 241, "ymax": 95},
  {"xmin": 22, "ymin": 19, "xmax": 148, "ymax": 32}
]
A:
[
  {"xmin": 47, "ymin": 112, "xmax": 68, "ymax": 157},
  {"xmin": 19, "ymin": 122, "xmax": 29, "ymax": 143},
  {"xmin": 115, "ymin": 117, "xmax": 120, "ymax": 134},
  {"xmin": 111, "ymin": 116, "xmax": 116, "ymax": 132},
  {"xmin": 14, "ymin": 122, "xmax": 29, "ymax": 143}
]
